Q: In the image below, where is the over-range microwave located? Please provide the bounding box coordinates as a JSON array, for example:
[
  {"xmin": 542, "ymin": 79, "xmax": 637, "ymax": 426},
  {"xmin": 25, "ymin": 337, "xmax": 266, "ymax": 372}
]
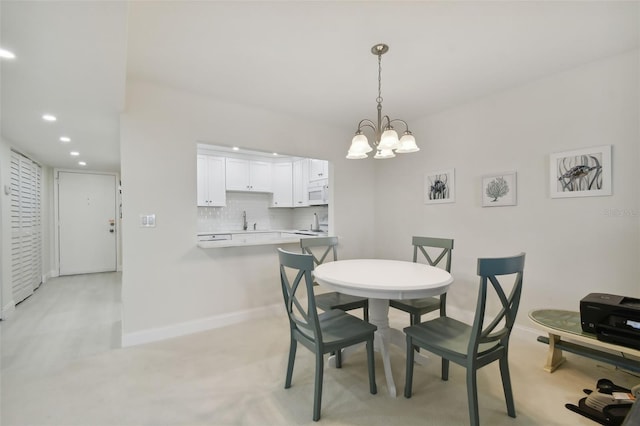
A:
[{"xmin": 308, "ymin": 180, "xmax": 329, "ymax": 205}]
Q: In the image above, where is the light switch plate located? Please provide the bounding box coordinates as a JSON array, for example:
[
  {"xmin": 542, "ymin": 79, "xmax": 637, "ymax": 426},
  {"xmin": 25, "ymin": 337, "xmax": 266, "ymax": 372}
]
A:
[{"xmin": 140, "ymin": 214, "xmax": 156, "ymax": 227}]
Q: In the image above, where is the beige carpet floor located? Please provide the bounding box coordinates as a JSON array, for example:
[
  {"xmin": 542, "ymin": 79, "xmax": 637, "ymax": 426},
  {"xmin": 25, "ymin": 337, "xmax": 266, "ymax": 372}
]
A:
[{"xmin": 1, "ymin": 273, "xmax": 638, "ymax": 425}]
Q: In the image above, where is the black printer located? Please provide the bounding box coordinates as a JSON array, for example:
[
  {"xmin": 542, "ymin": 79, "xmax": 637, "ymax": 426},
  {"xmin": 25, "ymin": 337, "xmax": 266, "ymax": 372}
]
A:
[{"xmin": 580, "ymin": 293, "xmax": 640, "ymax": 349}]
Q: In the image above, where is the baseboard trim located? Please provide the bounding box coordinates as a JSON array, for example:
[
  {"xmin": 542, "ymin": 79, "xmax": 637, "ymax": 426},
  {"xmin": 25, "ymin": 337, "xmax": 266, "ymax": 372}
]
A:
[
  {"xmin": 120, "ymin": 303, "xmax": 541, "ymax": 348},
  {"xmin": 121, "ymin": 303, "xmax": 282, "ymax": 347},
  {"xmin": 1, "ymin": 300, "xmax": 16, "ymax": 319},
  {"xmin": 439, "ymin": 305, "xmax": 542, "ymax": 341}
]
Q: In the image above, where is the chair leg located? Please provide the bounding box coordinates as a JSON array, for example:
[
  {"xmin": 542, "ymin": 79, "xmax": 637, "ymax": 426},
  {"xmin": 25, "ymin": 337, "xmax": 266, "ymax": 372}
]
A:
[
  {"xmin": 499, "ymin": 356, "xmax": 516, "ymax": 418},
  {"xmin": 408, "ymin": 314, "xmax": 423, "ymax": 353},
  {"xmin": 335, "ymin": 349, "xmax": 342, "ymax": 369},
  {"xmin": 313, "ymin": 351, "xmax": 324, "ymax": 422},
  {"xmin": 285, "ymin": 338, "xmax": 297, "ymax": 388},
  {"xmin": 466, "ymin": 368, "xmax": 480, "ymax": 426},
  {"xmin": 363, "ymin": 302, "xmax": 369, "ymax": 322},
  {"xmin": 404, "ymin": 337, "xmax": 415, "ymax": 398},
  {"xmin": 366, "ymin": 338, "xmax": 377, "ymax": 395},
  {"xmin": 442, "ymin": 359, "xmax": 449, "ymax": 381}
]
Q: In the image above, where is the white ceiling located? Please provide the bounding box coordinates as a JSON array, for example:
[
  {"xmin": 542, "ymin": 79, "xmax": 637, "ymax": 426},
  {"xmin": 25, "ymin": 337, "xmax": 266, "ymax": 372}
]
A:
[{"xmin": 2, "ymin": 1, "xmax": 638, "ymax": 172}]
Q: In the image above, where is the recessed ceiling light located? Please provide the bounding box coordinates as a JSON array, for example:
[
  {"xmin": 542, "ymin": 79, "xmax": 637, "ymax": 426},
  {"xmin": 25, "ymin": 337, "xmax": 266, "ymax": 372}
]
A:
[
  {"xmin": 60, "ymin": 136, "xmax": 71, "ymax": 143},
  {"xmin": 78, "ymin": 161, "xmax": 87, "ymax": 166},
  {"xmin": 232, "ymin": 147, "xmax": 240, "ymax": 151},
  {"xmin": 0, "ymin": 48, "xmax": 16, "ymax": 59},
  {"xmin": 272, "ymin": 153, "xmax": 278, "ymax": 156},
  {"xmin": 70, "ymin": 151, "xmax": 80, "ymax": 156},
  {"xmin": 42, "ymin": 114, "xmax": 57, "ymax": 122}
]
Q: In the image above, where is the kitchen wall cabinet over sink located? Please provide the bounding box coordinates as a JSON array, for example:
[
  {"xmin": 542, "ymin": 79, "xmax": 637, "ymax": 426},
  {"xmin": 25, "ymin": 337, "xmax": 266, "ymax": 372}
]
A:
[
  {"xmin": 293, "ymin": 159, "xmax": 309, "ymax": 207},
  {"xmin": 225, "ymin": 158, "xmax": 272, "ymax": 192},
  {"xmin": 309, "ymin": 159, "xmax": 328, "ymax": 182},
  {"xmin": 271, "ymin": 162, "xmax": 293, "ymax": 207},
  {"xmin": 197, "ymin": 155, "xmax": 226, "ymax": 206}
]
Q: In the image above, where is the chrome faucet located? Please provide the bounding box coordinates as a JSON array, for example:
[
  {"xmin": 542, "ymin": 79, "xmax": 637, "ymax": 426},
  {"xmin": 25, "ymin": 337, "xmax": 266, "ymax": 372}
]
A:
[{"xmin": 242, "ymin": 210, "xmax": 248, "ymax": 231}]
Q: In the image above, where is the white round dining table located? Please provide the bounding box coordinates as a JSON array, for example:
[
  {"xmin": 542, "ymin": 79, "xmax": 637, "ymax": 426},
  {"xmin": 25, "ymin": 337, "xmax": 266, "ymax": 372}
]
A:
[{"xmin": 313, "ymin": 258, "xmax": 453, "ymax": 397}]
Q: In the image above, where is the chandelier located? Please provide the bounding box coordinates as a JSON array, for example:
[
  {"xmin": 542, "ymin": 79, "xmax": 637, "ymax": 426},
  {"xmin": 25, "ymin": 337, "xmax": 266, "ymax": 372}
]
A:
[{"xmin": 347, "ymin": 43, "xmax": 419, "ymax": 159}]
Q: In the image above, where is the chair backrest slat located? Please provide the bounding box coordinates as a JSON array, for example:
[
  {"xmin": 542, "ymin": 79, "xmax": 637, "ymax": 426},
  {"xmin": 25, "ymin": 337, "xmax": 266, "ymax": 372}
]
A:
[
  {"xmin": 469, "ymin": 253, "xmax": 525, "ymax": 351},
  {"xmin": 300, "ymin": 236, "xmax": 338, "ymax": 266},
  {"xmin": 412, "ymin": 236, "xmax": 454, "ymax": 272},
  {"xmin": 278, "ymin": 248, "xmax": 322, "ymax": 344}
]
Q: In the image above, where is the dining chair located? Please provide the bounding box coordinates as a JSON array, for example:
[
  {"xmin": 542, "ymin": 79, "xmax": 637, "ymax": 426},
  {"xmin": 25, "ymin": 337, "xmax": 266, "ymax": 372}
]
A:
[
  {"xmin": 404, "ymin": 253, "xmax": 525, "ymax": 426},
  {"xmin": 277, "ymin": 248, "xmax": 377, "ymax": 422},
  {"xmin": 300, "ymin": 237, "xmax": 369, "ymax": 321},
  {"xmin": 389, "ymin": 236, "xmax": 454, "ymax": 325}
]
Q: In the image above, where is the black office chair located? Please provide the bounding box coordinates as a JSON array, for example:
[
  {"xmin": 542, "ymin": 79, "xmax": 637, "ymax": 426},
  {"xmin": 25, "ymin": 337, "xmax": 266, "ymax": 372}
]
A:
[
  {"xmin": 389, "ymin": 236, "xmax": 453, "ymax": 325},
  {"xmin": 277, "ymin": 248, "xmax": 377, "ymax": 421},
  {"xmin": 300, "ymin": 236, "xmax": 369, "ymax": 321},
  {"xmin": 404, "ymin": 253, "xmax": 525, "ymax": 426}
]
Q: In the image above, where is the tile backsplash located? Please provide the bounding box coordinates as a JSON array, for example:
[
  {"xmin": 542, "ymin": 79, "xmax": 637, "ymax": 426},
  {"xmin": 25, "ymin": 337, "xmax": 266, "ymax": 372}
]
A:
[{"xmin": 197, "ymin": 192, "xmax": 328, "ymax": 233}]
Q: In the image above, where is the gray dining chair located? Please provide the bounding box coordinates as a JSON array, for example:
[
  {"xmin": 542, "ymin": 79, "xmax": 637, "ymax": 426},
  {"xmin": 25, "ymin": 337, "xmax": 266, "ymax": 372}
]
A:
[
  {"xmin": 277, "ymin": 248, "xmax": 377, "ymax": 422},
  {"xmin": 389, "ymin": 236, "xmax": 453, "ymax": 325},
  {"xmin": 404, "ymin": 253, "xmax": 525, "ymax": 426},
  {"xmin": 300, "ymin": 237, "xmax": 369, "ymax": 321}
]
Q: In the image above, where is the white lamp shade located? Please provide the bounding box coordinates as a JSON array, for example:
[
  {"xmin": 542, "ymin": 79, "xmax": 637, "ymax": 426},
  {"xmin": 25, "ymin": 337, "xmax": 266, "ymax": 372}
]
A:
[
  {"xmin": 378, "ymin": 129, "xmax": 399, "ymax": 150},
  {"xmin": 395, "ymin": 133, "xmax": 420, "ymax": 153},
  {"xmin": 348, "ymin": 133, "xmax": 373, "ymax": 154},
  {"xmin": 346, "ymin": 151, "xmax": 368, "ymax": 159},
  {"xmin": 374, "ymin": 149, "xmax": 395, "ymax": 159}
]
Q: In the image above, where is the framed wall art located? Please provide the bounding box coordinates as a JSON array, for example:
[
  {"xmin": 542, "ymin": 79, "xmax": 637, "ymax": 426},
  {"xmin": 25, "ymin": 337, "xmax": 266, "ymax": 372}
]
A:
[
  {"xmin": 482, "ymin": 171, "xmax": 517, "ymax": 207},
  {"xmin": 550, "ymin": 145, "xmax": 611, "ymax": 198},
  {"xmin": 424, "ymin": 168, "xmax": 455, "ymax": 204}
]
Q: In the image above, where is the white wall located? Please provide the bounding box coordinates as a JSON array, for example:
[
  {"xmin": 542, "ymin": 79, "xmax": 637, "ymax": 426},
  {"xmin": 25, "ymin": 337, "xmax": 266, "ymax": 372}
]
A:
[
  {"xmin": 120, "ymin": 80, "xmax": 375, "ymax": 344},
  {"xmin": 374, "ymin": 50, "xmax": 640, "ymax": 326},
  {"xmin": 0, "ymin": 138, "xmax": 14, "ymax": 317}
]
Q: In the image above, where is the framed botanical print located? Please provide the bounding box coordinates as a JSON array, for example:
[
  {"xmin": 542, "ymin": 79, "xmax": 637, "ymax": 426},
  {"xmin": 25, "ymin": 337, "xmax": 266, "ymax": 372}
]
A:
[{"xmin": 482, "ymin": 172, "xmax": 517, "ymax": 207}]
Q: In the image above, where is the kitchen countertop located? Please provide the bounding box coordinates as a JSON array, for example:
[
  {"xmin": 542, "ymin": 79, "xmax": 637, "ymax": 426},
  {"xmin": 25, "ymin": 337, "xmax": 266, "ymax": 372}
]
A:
[{"xmin": 197, "ymin": 229, "xmax": 328, "ymax": 248}]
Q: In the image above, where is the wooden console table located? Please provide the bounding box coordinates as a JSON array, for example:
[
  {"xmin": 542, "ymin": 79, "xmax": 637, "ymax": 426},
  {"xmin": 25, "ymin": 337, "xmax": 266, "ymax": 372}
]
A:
[{"xmin": 528, "ymin": 309, "xmax": 640, "ymax": 373}]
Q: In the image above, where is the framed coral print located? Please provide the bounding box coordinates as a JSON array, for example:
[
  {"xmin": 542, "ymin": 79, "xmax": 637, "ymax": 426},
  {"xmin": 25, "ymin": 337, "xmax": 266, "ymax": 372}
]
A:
[
  {"xmin": 550, "ymin": 145, "xmax": 611, "ymax": 198},
  {"xmin": 424, "ymin": 168, "xmax": 455, "ymax": 204},
  {"xmin": 482, "ymin": 171, "xmax": 517, "ymax": 207}
]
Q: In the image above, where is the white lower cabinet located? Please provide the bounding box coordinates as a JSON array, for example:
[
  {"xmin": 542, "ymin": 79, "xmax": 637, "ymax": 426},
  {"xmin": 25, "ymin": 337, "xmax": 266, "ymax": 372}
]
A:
[
  {"xmin": 271, "ymin": 162, "xmax": 293, "ymax": 207},
  {"xmin": 197, "ymin": 155, "xmax": 226, "ymax": 206}
]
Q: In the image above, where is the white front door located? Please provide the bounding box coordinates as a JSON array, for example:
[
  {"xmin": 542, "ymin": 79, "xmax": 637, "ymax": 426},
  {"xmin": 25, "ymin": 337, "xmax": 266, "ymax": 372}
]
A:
[{"xmin": 58, "ymin": 172, "xmax": 117, "ymax": 275}]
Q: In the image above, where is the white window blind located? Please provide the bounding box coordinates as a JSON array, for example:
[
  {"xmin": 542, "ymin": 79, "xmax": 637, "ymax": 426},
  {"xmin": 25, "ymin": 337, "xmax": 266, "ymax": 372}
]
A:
[{"xmin": 10, "ymin": 150, "xmax": 42, "ymax": 304}]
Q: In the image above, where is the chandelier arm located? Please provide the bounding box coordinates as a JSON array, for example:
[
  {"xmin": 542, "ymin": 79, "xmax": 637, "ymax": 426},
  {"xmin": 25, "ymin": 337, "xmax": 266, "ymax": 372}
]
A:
[
  {"xmin": 356, "ymin": 120, "xmax": 377, "ymax": 133},
  {"xmin": 381, "ymin": 115, "xmax": 393, "ymax": 130},
  {"xmin": 387, "ymin": 118, "xmax": 411, "ymax": 133}
]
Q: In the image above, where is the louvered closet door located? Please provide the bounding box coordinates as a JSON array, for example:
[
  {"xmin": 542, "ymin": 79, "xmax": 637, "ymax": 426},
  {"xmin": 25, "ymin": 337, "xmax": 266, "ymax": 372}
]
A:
[{"xmin": 10, "ymin": 151, "xmax": 43, "ymax": 304}]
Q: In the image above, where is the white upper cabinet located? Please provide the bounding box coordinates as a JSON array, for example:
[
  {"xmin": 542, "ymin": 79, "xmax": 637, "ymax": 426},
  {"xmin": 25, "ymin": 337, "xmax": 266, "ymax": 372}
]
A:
[
  {"xmin": 293, "ymin": 159, "xmax": 309, "ymax": 207},
  {"xmin": 309, "ymin": 159, "xmax": 328, "ymax": 182},
  {"xmin": 197, "ymin": 155, "xmax": 226, "ymax": 206},
  {"xmin": 225, "ymin": 158, "xmax": 272, "ymax": 192},
  {"xmin": 271, "ymin": 162, "xmax": 293, "ymax": 208}
]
